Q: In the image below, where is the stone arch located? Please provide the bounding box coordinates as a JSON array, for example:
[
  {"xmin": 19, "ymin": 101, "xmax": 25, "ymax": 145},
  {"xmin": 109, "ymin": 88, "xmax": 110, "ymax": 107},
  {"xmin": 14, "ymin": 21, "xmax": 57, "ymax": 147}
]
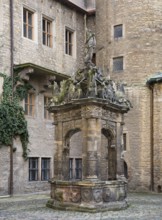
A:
[
  {"xmin": 62, "ymin": 128, "xmax": 83, "ymax": 180},
  {"xmin": 64, "ymin": 128, "xmax": 81, "ymax": 149},
  {"xmin": 100, "ymin": 128, "xmax": 117, "ymax": 181}
]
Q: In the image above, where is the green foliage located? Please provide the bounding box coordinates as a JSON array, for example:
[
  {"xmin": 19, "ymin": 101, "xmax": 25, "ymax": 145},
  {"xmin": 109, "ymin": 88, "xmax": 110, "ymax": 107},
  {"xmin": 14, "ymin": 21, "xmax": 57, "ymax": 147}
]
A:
[{"xmin": 0, "ymin": 73, "xmax": 33, "ymax": 160}]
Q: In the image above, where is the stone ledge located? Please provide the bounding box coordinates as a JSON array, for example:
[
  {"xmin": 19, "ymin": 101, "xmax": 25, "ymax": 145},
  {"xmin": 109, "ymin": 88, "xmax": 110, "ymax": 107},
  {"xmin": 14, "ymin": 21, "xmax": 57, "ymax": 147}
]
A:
[{"xmin": 46, "ymin": 199, "xmax": 128, "ymax": 213}]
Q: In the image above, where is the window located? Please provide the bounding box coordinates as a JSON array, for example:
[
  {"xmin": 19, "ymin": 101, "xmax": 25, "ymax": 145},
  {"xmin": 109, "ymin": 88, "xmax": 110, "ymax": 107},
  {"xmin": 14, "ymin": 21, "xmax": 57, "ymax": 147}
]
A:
[
  {"xmin": 44, "ymin": 96, "xmax": 52, "ymax": 120},
  {"xmin": 41, "ymin": 158, "xmax": 50, "ymax": 181},
  {"xmin": 23, "ymin": 8, "xmax": 34, "ymax": 40},
  {"xmin": 29, "ymin": 158, "xmax": 38, "ymax": 181},
  {"xmin": 29, "ymin": 157, "xmax": 51, "ymax": 181},
  {"xmin": 25, "ymin": 93, "xmax": 35, "ymax": 116},
  {"xmin": 123, "ymin": 133, "xmax": 127, "ymax": 151},
  {"xmin": 69, "ymin": 158, "xmax": 73, "ymax": 179},
  {"xmin": 65, "ymin": 28, "xmax": 73, "ymax": 56},
  {"xmin": 113, "ymin": 56, "xmax": 123, "ymax": 72},
  {"xmin": 42, "ymin": 17, "xmax": 52, "ymax": 47},
  {"xmin": 114, "ymin": 24, "xmax": 123, "ymax": 38},
  {"xmin": 69, "ymin": 158, "xmax": 82, "ymax": 180}
]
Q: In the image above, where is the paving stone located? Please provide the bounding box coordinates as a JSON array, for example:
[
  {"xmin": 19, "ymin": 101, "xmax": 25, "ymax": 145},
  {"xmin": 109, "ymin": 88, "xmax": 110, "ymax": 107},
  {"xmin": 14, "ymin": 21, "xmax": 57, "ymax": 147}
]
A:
[{"xmin": 0, "ymin": 193, "xmax": 162, "ymax": 219}]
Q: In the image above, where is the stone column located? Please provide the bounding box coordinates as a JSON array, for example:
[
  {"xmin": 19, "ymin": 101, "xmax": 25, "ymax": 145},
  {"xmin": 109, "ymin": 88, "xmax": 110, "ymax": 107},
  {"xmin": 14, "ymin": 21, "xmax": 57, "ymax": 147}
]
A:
[
  {"xmin": 116, "ymin": 120, "xmax": 124, "ymax": 178},
  {"xmin": 86, "ymin": 118, "xmax": 99, "ymax": 179},
  {"xmin": 82, "ymin": 118, "xmax": 88, "ymax": 179},
  {"xmin": 54, "ymin": 115, "xmax": 63, "ymax": 180}
]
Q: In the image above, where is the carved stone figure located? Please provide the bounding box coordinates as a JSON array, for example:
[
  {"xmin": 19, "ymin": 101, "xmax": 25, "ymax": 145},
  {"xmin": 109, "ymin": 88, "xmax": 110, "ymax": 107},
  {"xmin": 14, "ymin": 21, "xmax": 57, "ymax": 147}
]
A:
[
  {"xmin": 70, "ymin": 189, "xmax": 81, "ymax": 203},
  {"xmin": 103, "ymin": 188, "xmax": 111, "ymax": 202},
  {"xmin": 48, "ymin": 31, "xmax": 132, "ymax": 110},
  {"xmin": 84, "ymin": 28, "xmax": 96, "ymax": 65},
  {"xmin": 93, "ymin": 189, "xmax": 102, "ymax": 203}
]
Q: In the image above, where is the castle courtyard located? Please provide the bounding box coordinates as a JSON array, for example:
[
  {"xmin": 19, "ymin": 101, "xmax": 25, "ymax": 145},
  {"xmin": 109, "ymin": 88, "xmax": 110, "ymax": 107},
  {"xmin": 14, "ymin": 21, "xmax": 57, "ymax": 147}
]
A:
[{"xmin": 0, "ymin": 192, "xmax": 162, "ymax": 220}]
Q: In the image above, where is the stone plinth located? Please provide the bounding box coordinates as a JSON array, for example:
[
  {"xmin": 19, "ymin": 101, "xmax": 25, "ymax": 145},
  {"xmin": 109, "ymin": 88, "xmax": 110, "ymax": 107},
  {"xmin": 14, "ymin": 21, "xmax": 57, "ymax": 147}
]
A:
[{"xmin": 47, "ymin": 179, "xmax": 128, "ymax": 212}]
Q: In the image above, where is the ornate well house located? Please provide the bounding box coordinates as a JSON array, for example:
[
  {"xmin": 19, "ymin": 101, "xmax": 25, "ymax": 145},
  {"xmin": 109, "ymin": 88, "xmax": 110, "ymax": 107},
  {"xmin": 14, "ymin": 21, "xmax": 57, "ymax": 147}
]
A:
[{"xmin": 1, "ymin": 0, "xmax": 162, "ymax": 197}]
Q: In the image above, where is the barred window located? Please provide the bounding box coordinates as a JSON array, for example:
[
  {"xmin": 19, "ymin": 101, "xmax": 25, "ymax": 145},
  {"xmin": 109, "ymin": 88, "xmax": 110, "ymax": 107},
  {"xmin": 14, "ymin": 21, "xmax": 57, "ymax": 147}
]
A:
[
  {"xmin": 113, "ymin": 56, "xmax": 123, "ymax": 72},
  {"xmin": 41, "ymin": 158, "xmax": 50, "ymax": 181},
  {"xmin": 29, "ymin": 158, "xmax": 38, "ymax": 181},
  {"xmin": 25, "ymin": 93, "xmax": 35, "ymax": 116},
  {"xmin": 69, "ymin": 158, "xmax": 73, "ymax": 179},
  {"xmin": 69, "ymin": 158, "xmax": 82, "ymax": 180},
  {"xmin": 75, "ymin": 159, "xmax": 82, "ymax": 179},
  {"xmin": 114, "ymin": 24, "xmax": 123, "ymax": 38},
  {"xmin": 23, "ymin": 8, "xmax": 34, "ymax": 40},
  {"xmin": 42, "ymin": 17, "xmax": 53, "ymax": 47},
  {"xmin": 65, "ymin": 28, "xmax": 73, "ymax": 56}
]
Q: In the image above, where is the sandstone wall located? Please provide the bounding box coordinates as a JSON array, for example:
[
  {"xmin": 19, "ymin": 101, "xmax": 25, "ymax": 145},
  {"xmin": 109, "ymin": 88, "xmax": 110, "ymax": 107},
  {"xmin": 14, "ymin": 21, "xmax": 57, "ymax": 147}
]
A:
[
  {"xmin": 0, "ymin": 0, "xmax": 86, "ymax": 195},
  {"xmin": 95, "ymin": 0, "xmax": 162, "ymax": 191}
]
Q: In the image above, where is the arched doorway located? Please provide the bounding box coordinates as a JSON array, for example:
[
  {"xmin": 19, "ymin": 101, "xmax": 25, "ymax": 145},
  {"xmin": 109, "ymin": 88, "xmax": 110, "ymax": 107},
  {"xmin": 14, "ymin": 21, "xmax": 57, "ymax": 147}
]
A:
[
  {"xmin": 63, "ymin": 128, "xmax": 83, "ymax": 180},
  {"xmin": 101, "ymin": 128, "xmax": 116, "ymax": 181}
]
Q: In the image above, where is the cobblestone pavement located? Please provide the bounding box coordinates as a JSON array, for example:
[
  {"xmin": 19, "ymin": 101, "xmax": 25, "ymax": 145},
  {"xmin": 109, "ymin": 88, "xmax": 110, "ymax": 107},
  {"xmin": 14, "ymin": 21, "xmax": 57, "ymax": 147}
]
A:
[{"xmin": 0, "ymin": 192, "xmax": 162, "ymax": 220}]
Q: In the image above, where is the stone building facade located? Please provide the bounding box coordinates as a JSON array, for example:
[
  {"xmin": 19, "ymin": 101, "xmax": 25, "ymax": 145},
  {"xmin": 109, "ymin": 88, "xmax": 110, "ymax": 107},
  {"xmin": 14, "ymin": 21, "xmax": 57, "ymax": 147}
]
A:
[
  {"xmin": 0, "ymin": 0, "xmax": 95, "ymax": 195},
  {"xmin": 95, "ymin": 0, "xmax": 162, "ymax": 192},
  {"xmin": 1, "ymin": 0, "xmax": 162, "ymax": 195}
]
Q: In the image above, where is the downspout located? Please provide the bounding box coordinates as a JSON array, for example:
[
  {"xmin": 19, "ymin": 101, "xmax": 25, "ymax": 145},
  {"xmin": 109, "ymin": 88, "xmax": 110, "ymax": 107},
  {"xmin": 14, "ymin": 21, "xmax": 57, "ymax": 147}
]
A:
[
  {"xmin": 9, "ymin": 0, "xmax": 14, "ymax": 196},
  {"xmin": 149, "ymin": 84, "xmax": 154, "ymax": 191}
]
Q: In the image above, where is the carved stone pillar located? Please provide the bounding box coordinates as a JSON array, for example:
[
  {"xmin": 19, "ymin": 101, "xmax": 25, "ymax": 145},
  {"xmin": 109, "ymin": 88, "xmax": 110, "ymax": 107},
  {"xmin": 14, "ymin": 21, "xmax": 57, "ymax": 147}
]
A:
[
  {"xmin": 116, "ymin": 120, "xmax": 124, "ymax": 178},
  {"xmin": 86, "ymin": 118, "xmax": 98, "ymax": 179},
  {"xmin": 54, "ymin": 117, "xmax": 63, "ymax": 180}
]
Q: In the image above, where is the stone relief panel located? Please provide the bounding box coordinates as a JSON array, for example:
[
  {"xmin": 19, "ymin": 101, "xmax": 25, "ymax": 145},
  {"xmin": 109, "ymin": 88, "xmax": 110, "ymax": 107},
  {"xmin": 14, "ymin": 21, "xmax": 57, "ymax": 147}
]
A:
[
  {"xmin": 103, "ymin": 187, "xmax": 111, "ymax": 202},
  {"xmin": 81, "ymin": 188, "xmax": 93, "ymax": 202},
  {"xmin": 70, "ymin": 188, "xmax": 81, "ymax": 203},
  {"xmin": 93, "ymin": 189, "xmax": 103, "ymax": 203},
  {"xmin": 102, "ymin": 109, "xmax": 117, "ymax": 121},
  {"xmin": 81, "ymin": 105, "xmax": 102, "ymax": 118},
  {"xmin": 70, "ymin": 109, "xmax": 82, "ymax": 118}
]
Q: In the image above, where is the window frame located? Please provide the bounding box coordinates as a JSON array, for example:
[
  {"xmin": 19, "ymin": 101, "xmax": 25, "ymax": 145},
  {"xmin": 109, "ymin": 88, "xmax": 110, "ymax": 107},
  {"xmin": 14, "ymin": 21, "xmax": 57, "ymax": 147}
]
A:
[
  {"xmin": 113, "ymin": 56, "xmax": 124, "ymax": 72},
  {"xmin": 29, "ymin": 157, "xmax": 39, "ymax": 181},
  {"xmin": 23, "ymin": 7, "xmax": 34, "ymax": 40},
  {"xmin": 65, "ymin": 28, "xmax": 74, "ymax": 56},
  {"xmin": 69, "ymin": 158, "xmax": 82, "ymax": 180},
  {"xmin": 42, "ymin": 16, "xmax": 53, "ymax": 47},
  {"xmin": 24, "ymin": 93, "xmax": 35, "ymax": 117},
  {"xmin": 114, "ymin": 24, "xmax": 123, "ymax": 39},
  {"xmin": 41, "ymin": 158, "xmax": 50, "ymax": 181}
]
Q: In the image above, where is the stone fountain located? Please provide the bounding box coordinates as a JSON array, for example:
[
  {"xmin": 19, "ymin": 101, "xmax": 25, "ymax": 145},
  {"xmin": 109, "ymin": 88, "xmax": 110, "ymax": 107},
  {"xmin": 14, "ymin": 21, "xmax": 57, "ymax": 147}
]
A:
[{"xmin": 46, "ymin": 29, "xmax": 131, "ymax": 212}]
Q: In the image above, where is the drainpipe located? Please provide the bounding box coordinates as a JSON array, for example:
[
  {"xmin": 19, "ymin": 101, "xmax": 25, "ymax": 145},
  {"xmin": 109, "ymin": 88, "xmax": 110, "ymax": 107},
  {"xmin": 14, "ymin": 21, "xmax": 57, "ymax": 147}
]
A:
[
  {"xmin": 149, "ymin": 84, "xmax": 154, "ymax": 191},
  {"xmin": 9, "ymin": 0, "xmax": 14, "ymax": 196}
]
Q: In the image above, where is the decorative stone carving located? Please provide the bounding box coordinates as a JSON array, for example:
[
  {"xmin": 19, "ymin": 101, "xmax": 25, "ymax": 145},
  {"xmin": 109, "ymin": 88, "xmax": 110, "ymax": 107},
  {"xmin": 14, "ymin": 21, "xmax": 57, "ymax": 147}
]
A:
[
  {"xmin": 103, "ymin": 188, "xmax": 111, "ymax": 202},
  {"xmin": 93, "ymin": 189, "xmax": 102, "ymax": 203},
  {"xmin": 81, "ymin": 188, "xmax": 92, "ymax": 202},
  {"xmin": 54, "ymin": 189, "xmax": 63, "ymax": 202},
  {"xmin": 102, "ymin": 110, "xmax": 117, "ymax": 121},
  {"xmin": 70, "ymin": 189, "xmax": 81, "ymax": 203},
  {"xmin": 81, "ymin": 105, "xmax": 102, "ymax": 118}
]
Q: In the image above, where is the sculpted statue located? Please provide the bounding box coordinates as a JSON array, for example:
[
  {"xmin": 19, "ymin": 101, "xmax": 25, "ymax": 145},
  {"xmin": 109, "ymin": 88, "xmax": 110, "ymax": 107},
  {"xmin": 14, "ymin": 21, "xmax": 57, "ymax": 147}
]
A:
[
  {"xmin": 48, "ymin": 29, "xmax": 132, "ymax": 109},
  {"xmin": 84, "ymin": 28, "xmax": 96, "ymax": 65}
]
